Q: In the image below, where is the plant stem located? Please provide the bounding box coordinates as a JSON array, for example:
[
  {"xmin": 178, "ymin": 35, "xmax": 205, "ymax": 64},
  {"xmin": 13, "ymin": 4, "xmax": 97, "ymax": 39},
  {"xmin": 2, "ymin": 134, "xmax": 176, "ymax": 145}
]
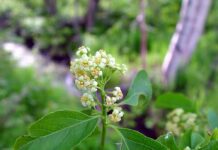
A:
[{"xmin": 100, "ymin": 88, "xmax": 107, "ymax": 150}]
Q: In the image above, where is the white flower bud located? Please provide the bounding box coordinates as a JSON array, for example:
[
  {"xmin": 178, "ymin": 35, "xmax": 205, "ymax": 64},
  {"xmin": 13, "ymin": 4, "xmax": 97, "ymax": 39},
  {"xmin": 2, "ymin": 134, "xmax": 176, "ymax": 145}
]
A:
[
  {"xmin": 112, "ymin": 87, "xmax": 123, "ymax": 100},
  {"xmin": 184, "ymin": 146, "xmax": 191, "ymax": 150},
  {"xmin": 109, "ymin": 107, "xmax": 124, "ymax": 122},
  {"xmin": 76, "ymin": 46, "xmax": 90, "ymax": 56},
  {"xmin": 81, "ymin": 93, "xmax": 95, "ymax": 107}
]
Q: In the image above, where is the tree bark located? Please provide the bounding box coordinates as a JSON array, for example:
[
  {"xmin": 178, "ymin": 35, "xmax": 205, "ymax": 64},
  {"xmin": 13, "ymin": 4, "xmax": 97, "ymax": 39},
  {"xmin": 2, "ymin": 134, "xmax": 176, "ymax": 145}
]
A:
[{"xmin": 162, "ymin": 0, "xmax": 211, "ymax": 85}]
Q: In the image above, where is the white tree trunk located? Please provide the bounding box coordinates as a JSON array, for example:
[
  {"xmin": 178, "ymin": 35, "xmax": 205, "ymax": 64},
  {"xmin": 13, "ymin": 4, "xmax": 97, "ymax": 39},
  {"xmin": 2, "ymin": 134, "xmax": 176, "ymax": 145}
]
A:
[{"xmin": 162, "ymin": 0, "xmax": 211, "ymax": 85}]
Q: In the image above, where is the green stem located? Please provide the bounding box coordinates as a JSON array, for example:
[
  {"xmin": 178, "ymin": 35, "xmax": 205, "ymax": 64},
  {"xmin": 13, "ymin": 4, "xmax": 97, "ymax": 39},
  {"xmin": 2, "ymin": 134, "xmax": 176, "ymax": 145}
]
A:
[{"xmin": 100, "ymin": 88, "xmax": 107, "ymax": 150}]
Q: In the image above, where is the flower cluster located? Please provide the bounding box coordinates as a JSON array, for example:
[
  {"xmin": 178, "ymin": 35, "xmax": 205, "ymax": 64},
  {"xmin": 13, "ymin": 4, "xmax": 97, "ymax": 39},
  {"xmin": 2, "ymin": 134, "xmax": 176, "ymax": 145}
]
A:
[
  {"xmin": 165, "ymin": 108, "xmax": 198, "ymax": 136},
  {"xmin": 70, "ymin": 46, "xmax": 126, "ymax": 122}
]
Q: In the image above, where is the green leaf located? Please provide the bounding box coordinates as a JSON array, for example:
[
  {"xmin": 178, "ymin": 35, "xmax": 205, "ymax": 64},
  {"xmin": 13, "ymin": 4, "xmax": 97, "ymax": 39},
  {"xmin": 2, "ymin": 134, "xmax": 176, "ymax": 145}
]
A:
[
  {"xmin": 179, "ymin": 130, "xmax": 192, "ymax": 149},
  {"xmin": 15, "ymin": 110, "xmax": 99, "ymax": 150},
  {"xmin": 179, "ymin": 130, "xmax": 191, "ymax": 149},
  {"xmin": 155, "ymin": 92, "xmax": 195, "ymax": 112},
  {"xmin": 14, "ymin": 136, "xmax": 35, "ymax": 150},
  {"xmin": 199, "ymin": 140, "xmax": 218, "ymax": 150},
  {"xmin": 208, "ymin": 109, "xmax": 218, "ymax": 130},
  {"xmin": 211, "ymin": 128, "xmax": 218, "ymax": 140},
  {"xmin": 29, "ymin": 110, "xmax": 91, "ymax": 137},
  {"xmin": 115, "ymin": 127, "xmax": 167, "ymax": 150},
  {"xmin": 179, "ymin": 130, "xmax": 204, "ymax": 149},
  {"xmin": 122, "ymin": 70, "xmax": 152, "ymax": 106},
  {"xmin": 191, "ymin": 132, "xmax": 204, "ymax": 148},
  {"xmin": 157, "ymin": 132, "xmax": 179, "ymax": 150}
]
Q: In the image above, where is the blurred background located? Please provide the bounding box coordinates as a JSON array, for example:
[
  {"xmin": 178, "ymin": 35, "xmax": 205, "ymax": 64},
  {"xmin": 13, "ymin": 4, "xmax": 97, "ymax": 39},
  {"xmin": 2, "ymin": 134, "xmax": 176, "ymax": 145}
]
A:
[{"xmin": 0, "ymin": 0, "xmax": 218, "ymax": 149}]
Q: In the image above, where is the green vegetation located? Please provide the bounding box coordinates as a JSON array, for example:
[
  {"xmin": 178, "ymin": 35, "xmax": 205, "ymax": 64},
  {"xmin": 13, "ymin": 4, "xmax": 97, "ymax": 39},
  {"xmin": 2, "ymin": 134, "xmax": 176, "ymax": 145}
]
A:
[{"xmin": 0, "ymin": 0, "xmax": 218, "ymax": 149}]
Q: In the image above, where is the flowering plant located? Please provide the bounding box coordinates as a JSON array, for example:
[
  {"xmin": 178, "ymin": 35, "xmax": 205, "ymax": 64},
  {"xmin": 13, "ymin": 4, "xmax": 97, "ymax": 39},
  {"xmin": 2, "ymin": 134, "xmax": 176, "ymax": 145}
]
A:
[{"xmin": 14, "ymin": 47, "xmax": 218, "ymax": 150}]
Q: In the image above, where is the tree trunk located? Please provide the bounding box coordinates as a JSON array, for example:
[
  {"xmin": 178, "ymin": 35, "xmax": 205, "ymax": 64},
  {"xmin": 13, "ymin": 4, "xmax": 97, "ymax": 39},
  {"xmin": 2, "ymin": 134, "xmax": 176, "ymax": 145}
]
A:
[{"xmin": 162, "ymin": 0, "xmax": 211, "ymax": 85}]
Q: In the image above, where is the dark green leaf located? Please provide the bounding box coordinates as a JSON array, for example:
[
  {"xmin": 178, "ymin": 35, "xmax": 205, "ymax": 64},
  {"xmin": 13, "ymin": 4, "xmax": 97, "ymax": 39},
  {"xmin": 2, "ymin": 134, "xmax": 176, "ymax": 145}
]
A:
[
  {"xmin": 15, "ymin": 110, "xmax": 99, "ymax": 150},
  {"xmin": 155, "ymin": 92, "xmax": 195, "ymax": 112},
  {"xmin": 208, "ymin": 109, "xmax": 218, "ymax": 130},
  {"xmin": 14, "ymin": 135, "xmax": 35, "ymax": 150},
  {"xmin": 157, "ymin": 132, "xmax": 179, "ymax": 150},
  {"xmin": 123, "ymin": 70, "xmax": 152, "ymax": 106},
  {"xmin": 116, "ymin": 127, "xmax": 167, "ymax": 150}
]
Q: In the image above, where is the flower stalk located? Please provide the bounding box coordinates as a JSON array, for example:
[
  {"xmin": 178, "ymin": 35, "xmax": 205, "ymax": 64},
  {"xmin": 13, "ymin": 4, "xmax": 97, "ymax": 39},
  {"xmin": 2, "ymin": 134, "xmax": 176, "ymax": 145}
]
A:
[
  {"xmin": 100, "ymin": 88, "xmax": 107, "ymax": 150},
  {"xmin": 70, "ymin": 46, "xmax": 127, "ymax": 149}
]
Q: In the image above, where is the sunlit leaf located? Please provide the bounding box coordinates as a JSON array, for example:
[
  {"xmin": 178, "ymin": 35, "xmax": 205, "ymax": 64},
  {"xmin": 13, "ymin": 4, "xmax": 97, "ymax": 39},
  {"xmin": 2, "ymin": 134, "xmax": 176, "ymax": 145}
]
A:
[{"xmin": 14, "ymin": 110, "xmax": 99, "ymax": 150}]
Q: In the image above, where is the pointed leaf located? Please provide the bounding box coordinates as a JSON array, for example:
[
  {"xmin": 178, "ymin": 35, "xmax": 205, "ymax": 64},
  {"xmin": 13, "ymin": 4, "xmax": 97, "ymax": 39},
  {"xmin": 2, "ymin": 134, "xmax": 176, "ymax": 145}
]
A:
[
  {"xmin": 155, "ymin": 92, "xmax": 195, "ymax": 112},
  {"xmin": 14, "ymin": 136, "xmax": 35, "ymax": 150},
  {"xmin": 123, "ymin": 70, "xmax": 152, "ymax": 106},
  {"xmin": 116, "ymin": 127, "xmax": 167, "ymax": 150},
  {"xmin": 15, "ymin": 110, "xmax": 99, "ymax": 150},
  {"xmin": 157, "ymin": 132, "xmax": 179, "ymax": 150},
  {"xmin": 191, "ymin": 132, "xmax": 204, "ymax": 148},
  {"xmin": 29, "ymin": 110, "xmax": 91, "ymax": 137},
  {"xmin": 179, "ymin": 130, "xmax": 204, "ymax": 149},
  {"xmin": 211, "ymin": 128, "xmax": 218, "ymax": 140}
]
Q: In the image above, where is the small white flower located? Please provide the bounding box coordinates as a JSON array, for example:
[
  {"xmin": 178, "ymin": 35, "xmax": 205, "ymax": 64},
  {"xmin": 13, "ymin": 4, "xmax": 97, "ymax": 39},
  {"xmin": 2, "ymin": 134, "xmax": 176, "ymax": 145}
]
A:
[
  {"xmin": 93, "ymin": 50, "xmax": 108, "ymax": 68},
  {"xmin": 79, "ymin": 55, "xmax": 93, "ymax": 71},
  {"xmin": 106, "ymin": 96, "xmax": 113, "ymax": 106},
  {"xmin": 166, "ymin": 108, "xmax": 198, "ymax": 136},
  {"xmin": 70, "ymin": 46, "xmax": 128, "ymax": 108},
  {"xmin": 166, "ymin": 122, "xmax": 180, "ymax": 136},
  {"xmin": 114, "ymin": 64, "xmax": 127, "ymax": 74},
  {"xmin": 184, "ymin": 146, "xmax": 191, "ymax": 150},
  {"xmin": 106, "ymin": 96, "xmax": 117, "ymax": 106},
  {"xmin": 75, "ymin": 79, "xmax": 85, "ymax": 90},
  {"xmin": 167, "ymin": 108, "xmax": 184, "ymax": 119},
  {"xmin": 121, "ymin": 64, "xmax": 127, "ymax": 74},
  {"xmin": 74, "ymin": 68, "xmax": 87, "ymax": 78},
  {"xmin": 87, "ymin": 79, "xmax": 98, "ymax": 92},
  {"xmin": 109, "ymin": 107, "xmax": 124, "ymax": 122},
  {"xmin": 112, "ymin": 87, "xmax": 123, "ymax": 100},
  {"xmin": 106, "ymin": 54, "xmax": 116, "ymax": 67},
  {"xmin": 76, "ymin": 46, "xmax": 90, "ymax": 56},
  {"xmin": 90, "ymin": 67, "xmax": 102, "ymax": 78},
  {"xmin": 81, "ymin": 93, "xmax": 95, "ymax": 107}
]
